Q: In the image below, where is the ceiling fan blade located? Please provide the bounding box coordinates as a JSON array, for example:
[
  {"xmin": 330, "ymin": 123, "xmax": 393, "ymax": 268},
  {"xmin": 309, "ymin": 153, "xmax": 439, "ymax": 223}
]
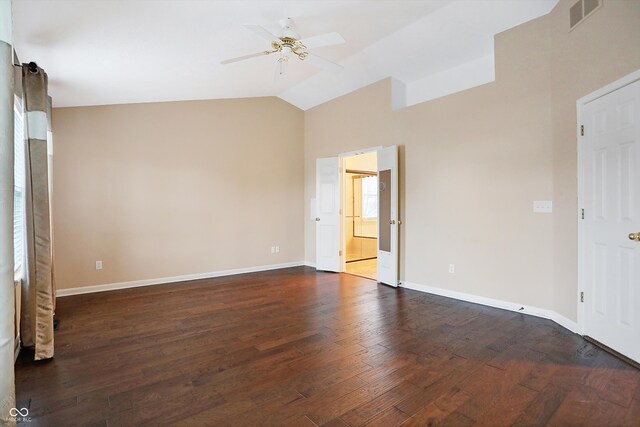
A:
[
  {"xmin": 303, "ymin": 54, "xmax": 343, "ymax": 72},
  {"xmin": 221, "ymin": 51, "xmax": 271, "ymax": 65},
  {"xmin": 298, "ymin": 32, "xmax": 345, "ymax": 50},
  {"xmin": 244, "ymin": 24, "xmax": 280, "ymax": 42}
]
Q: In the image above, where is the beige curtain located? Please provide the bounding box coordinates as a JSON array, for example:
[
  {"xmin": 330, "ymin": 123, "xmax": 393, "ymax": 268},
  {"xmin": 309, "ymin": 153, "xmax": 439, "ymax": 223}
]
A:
[
  {"xmin": 0, "ymin": 0, "xmax": 16, "ymax": 423},
  {"xmin": 20, "ymin": 63, "xmax": 55, "ymax": 361}
]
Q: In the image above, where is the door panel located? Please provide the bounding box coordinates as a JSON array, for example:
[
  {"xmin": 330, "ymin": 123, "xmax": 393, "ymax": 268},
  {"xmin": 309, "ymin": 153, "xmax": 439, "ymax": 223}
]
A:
[
  {"xmin": 316, "ymin": 157, "xmax": 340, "ymax": 272},
  {"xmin": 377, "ymin": 146, "xmax": 398, "ymax": 287},
  {"xmin": 378, "ymin": 169, "xmax": 391, "ymax": 253},
  {"xmin": 583, "ymin": 79, "xmax": 640, "ymax": 362}
]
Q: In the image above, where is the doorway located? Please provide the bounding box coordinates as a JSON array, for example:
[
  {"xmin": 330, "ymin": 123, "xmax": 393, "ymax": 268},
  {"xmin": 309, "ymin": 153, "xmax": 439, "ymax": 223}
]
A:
[
  {"xmin": 578, "ymin": 70, "xmax": 640, "ymax": 363},
  {"xmin": 343, "ymin": 152, "xmax": 378, "ymax": 280},
  {"xmin": 315, "ymin": 145, "xmax": 398, "ymax": 286}
]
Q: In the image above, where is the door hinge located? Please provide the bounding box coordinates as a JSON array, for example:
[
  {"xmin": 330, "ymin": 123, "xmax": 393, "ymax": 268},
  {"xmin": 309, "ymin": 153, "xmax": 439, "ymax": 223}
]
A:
[
  {"xmin": 580, "ymin": 125, "xmax": 584, "ymax": 136},
  {"xmin": 581, "ymin": 208, "xmax": 585, "ymax": 220},
  {"xmin": 580, "ymin": 292, "xmax": 584, "ymax": 303},
  {"xmin": 339, "ymin": 250, "xmax": 342, "ymax": 256}
]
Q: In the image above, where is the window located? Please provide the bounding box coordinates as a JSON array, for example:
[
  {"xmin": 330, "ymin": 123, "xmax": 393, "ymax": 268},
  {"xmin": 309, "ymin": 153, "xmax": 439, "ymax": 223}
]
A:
[
  {"xmin": 361, "ymin": 175, "xmax": 378, "ymax": 219},
  {"xmin": 14, "ymin": 103, "xmax": 25, "ymax": 280}
]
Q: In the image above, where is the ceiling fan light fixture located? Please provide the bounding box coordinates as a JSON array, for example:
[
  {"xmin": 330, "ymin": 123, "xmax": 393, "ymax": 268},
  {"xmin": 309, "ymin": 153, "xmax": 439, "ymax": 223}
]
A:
[{"xmin": 221, "ymin": 18, "xmax": 345, "ymax": 75}]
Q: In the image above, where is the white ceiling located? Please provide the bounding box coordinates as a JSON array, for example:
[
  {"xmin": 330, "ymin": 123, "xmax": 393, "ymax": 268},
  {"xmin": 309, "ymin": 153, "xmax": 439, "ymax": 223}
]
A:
[{"xmin": 13, "ymin": 0, "xmax": 558, "ymax": 110}]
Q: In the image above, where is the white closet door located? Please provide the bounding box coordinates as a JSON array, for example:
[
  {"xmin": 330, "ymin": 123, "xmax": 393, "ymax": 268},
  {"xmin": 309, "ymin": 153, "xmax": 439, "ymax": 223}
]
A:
[
  {"xmin": 583, "ymin": 79, "xmax": 640, "ymax": 362},
  {"xmin": 315, "ymin": 157, "xmax": 340, "ymax": 272}
]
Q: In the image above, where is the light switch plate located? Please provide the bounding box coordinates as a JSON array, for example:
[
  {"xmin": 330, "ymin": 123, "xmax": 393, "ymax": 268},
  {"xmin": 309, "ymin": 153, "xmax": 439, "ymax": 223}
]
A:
[{"xmin": 533, "ymin": 201, "xmax": 553, "ymax": 213}]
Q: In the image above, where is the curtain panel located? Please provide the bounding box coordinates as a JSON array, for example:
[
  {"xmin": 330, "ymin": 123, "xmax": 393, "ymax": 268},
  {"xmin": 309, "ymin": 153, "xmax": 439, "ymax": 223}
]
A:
[
  {"xmin": 20, "ymin": 63, "xmax": 55, "ymax": 361},
  {"xmin": 0, "ymin": 0, "xmax": 16, "ymax": 423}
]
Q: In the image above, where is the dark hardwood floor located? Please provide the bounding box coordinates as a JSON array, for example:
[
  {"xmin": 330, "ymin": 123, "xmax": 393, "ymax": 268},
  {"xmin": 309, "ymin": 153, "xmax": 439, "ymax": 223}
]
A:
[{"xmin": 15, "ymin": 266, "xmax": 640, "ymax": 426}]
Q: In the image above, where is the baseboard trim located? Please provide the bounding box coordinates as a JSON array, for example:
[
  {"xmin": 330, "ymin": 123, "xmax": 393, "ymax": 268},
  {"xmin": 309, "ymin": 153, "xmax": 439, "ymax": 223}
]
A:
[
  {"xmin": 401, "ymin": 281, "xmax": 579, "ymax": 333},
  {"xmin": 56, "ymin": 261, "xmax": 306, "ymax": 297},
  {"xmin": 548, "ymin": 311, "xmax": 579, "ymax": 334},
  {"xmin": 55, "ymin": 264, "xmax": 579, "ymax": 334}
]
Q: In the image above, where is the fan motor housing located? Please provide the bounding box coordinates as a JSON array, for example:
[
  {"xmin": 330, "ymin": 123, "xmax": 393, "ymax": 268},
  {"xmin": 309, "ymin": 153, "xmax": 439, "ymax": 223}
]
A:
[{"xmin": 272, "ymin": 37, "xmax": 307, "ymax": 59}]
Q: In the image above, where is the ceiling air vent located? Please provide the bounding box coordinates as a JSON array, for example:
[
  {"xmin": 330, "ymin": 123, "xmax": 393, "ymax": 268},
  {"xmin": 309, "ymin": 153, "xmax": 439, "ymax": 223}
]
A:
[{"xmin": 570, "ymin": 0, "xmax": 602, "ymax": 30}]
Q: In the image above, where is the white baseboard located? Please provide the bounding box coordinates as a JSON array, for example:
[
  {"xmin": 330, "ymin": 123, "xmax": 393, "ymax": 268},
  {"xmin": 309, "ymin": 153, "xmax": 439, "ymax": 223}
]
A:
[
  {"xmin": 548, "ymin": 311, "xmax": 580, "ymax": 334},
  {"xmin": 54, "ymin": 262, "xmax": 579, "ymax": 334},
  {"xmin": 56, "ymin": 261, "xmax": 306, "ymax": 297},
  {"xmin": 401, "ymin": 281, "xmax": 579, "ymax": 334}
]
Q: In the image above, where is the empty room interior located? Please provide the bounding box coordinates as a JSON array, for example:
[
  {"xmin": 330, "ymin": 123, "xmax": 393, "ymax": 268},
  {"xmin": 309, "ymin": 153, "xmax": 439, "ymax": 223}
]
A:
[{"xmin": 1, "ymin": 0, "xmax": 640, "ymax": 425}]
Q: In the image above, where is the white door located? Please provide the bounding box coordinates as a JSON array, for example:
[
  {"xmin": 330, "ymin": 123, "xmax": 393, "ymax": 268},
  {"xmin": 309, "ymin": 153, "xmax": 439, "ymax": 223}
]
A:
[
  {"xmin": 316, "ymin": 157, "xmax": 340, "ymax": 272},
  {"xmin": 377, "ymin": 146, "xmax": 399, "ymax": 287},
  {"xmin": 583, "ymin": 79, "xmax": 640, "ymax": 362}
]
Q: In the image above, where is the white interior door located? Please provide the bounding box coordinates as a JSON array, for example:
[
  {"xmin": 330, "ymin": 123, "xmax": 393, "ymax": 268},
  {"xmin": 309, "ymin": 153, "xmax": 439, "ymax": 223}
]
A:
[
  {"xmin": 316, "ymin": 157, "xmax": 340, "ymax": 272},
  {"xmin": 583, "ymin": 79, "xmax": 640, "ymax": 362},
  {"xmin": 377, "ymin": 146, "xmax": 398, "ymax": 287}
]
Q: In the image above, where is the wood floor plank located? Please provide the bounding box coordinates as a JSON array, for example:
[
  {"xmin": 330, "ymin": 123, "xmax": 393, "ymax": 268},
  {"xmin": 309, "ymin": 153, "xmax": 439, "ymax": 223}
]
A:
[
  {"xmin": 512, "ymin": 384, "xmax": 567, "ymax": 426},
  {"xmin": 306, "ymin": 387, "xmax": 374, "ymax": 426},
  {"xmin": 361, "ymin": 406, "xmax": 408, "ymax": 427},
  {"xmin": 14, "ymin": 266, "xmax": 640, "ymax": 426},
  {"xmin": 548, "ymin": 384, "xmax": 629, "ymax": 426},
  {"xmin": 340, "ymin": 380, "xmax": 421, "ymax": 426}
]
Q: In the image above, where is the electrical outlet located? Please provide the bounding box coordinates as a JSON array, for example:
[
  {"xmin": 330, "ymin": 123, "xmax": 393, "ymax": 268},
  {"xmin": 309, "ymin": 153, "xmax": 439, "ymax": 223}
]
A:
[
  {"xmin": 275, "ymin": 246, "xmax": 280, "ymax": 253},
  {"xmin": 270, "ymin": 246, "xmax": 275, "ymax": 254},
  {"xmin": 95, "ymin": 260, "xmax": 103, "ymax": 270},
  {"xmin": 448, "ymin": 264, "xmax": 455, "ymax": 274}
]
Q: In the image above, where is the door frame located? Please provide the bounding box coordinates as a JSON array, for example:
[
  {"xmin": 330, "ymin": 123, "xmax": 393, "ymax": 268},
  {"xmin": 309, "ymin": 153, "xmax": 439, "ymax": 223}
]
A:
[
  {"xmin": 338, "ymin": 146, "xmax": 382, "ymax": 274},
  {"xmin": 576, "ymin": 68, "xmax": 640, "ymax": 335}
]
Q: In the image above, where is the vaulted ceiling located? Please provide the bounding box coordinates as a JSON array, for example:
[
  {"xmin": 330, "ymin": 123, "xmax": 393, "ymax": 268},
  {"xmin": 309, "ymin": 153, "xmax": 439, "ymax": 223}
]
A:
[{"xmin": 13, "ymin": 0, "xmax": 558, "ymax": 110}]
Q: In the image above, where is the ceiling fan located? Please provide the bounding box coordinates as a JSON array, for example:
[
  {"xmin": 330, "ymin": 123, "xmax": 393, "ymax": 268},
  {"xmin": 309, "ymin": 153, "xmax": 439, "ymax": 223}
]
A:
[{"xmin": 221, "ymin": 18, "xmax": 346, "ymax": 78}]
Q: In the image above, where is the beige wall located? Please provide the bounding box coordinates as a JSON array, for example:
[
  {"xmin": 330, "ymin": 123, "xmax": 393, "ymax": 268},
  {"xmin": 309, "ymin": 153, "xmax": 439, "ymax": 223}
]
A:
[
  {"xmin": 549, "ymin": 0, "xmax": 640, "ymax": 319},
  {"xmin": 51, "ymin": 0, "xmax": 640, "ymax": 319},
  {"xmin": 53, "ymin": 97, "xmax": 304, "ymax": 290},
  {"xmin": 304, "ymin": 0, "xmax": 640, "ymax": 321}
]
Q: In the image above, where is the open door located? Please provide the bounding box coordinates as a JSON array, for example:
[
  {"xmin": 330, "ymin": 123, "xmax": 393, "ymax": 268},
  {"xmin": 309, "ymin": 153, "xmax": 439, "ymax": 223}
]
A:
[
  {"xmin": 316, "ymin": 157, "xmax": 340, "ymax": 272},
  {"xmin": 377, "ymin": 146, "xmax": 398, "ymax": 286}
]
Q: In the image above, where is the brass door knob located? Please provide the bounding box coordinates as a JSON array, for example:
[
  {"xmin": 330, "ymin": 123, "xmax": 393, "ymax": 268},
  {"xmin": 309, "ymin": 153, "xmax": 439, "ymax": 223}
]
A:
[
  {"xmin": 629, "ymin": 232, "xmax": 640, "ymax": 241},
  {"xmin": 315, "ymin": 217, "xmax": 321, "ymax": 222}
]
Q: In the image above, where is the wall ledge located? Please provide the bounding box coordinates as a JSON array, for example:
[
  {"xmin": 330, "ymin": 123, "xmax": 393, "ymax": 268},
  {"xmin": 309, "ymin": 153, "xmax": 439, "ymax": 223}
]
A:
[
  {"xmin": 401, "ymin": 280, "xmax": 578, "ymax": 334},
  {"xmin": 56, "ymin": 261, "xmax": 307, "ymax": 297},
  {"xmin": 398, "ymin": 54, "xmax": 496, "ymax": 110}
]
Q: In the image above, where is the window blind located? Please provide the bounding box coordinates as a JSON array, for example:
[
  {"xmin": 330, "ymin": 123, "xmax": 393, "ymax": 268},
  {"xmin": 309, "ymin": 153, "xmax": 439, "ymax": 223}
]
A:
[
  {"xmin": 361, "ymin": 175, "xmax": 378, "ymax": 220},
  {"xmin": 14, "ymin": 106, "xmax": 25, "ymax": 279}
]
